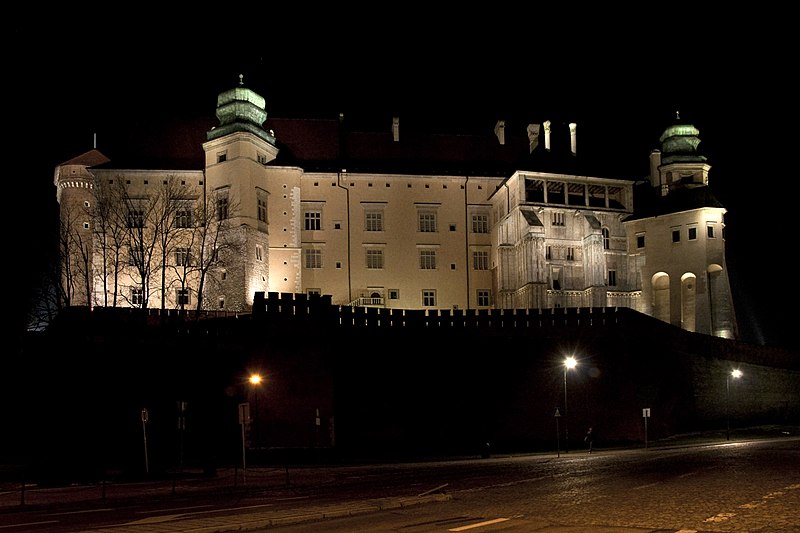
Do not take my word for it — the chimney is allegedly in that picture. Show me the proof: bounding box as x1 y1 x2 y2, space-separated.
526 124 540 153
494 120 506 145
543 120 552 151
569 123 577 155
392 117 400 142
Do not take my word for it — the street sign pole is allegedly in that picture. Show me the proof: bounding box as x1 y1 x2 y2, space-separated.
141 408 149 474
554 407 561 458
239 402 250 484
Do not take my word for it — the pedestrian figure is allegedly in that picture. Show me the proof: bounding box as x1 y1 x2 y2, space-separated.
584 427 594 453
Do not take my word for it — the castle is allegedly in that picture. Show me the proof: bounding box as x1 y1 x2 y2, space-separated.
54 76 737 340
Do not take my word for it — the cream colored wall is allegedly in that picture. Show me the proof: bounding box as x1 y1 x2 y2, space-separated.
298 172 499 309
624 206 728 334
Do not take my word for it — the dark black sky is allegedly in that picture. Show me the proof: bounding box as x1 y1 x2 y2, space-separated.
7 20 796 350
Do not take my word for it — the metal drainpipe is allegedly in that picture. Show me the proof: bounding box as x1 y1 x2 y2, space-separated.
464 175 470 309
335 112 352 304
336 173 352 303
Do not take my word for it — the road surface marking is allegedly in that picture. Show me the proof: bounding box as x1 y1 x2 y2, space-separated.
448 517 510 531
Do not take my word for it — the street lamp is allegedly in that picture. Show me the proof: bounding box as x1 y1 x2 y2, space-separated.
564 356 577 453
726 369 743 441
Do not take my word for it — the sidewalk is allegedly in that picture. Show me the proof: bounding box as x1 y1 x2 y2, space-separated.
0 465 452 533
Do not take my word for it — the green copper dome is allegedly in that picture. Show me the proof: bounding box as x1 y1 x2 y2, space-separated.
207 74 275 145
659 114 706 165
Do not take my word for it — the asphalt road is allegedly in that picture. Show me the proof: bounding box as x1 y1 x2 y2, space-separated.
1 436 798 532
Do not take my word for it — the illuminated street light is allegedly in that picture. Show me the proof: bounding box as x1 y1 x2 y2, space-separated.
564 356 578 453
726 369 743 441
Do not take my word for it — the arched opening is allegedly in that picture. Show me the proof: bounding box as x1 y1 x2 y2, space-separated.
651 272 670 323
680 273 697 332
707 263 735 339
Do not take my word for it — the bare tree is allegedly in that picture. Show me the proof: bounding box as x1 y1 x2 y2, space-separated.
151 176 198 310
188 188 244 313
120 181 162 309
91 176 130 307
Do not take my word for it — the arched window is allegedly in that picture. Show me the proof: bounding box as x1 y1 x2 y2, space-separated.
602 227 610 250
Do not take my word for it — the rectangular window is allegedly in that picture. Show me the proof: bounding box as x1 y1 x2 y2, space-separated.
636 234 645 248
218 297 225 309
257 198 267 223
422 289 436 307
176 288 191 305
255 245 263 262
552 212 565 226
217 152 227 163
175 209 192 228
366 249 384 269
472 250 489 270
304 249 322 269
688 227 697 240
672 228 681 243
546 246 552 260
389 289 399 300
131 286 144 305
304 211 322 230
418 212 437 232
175 247 190 266
128 209 144 228
477 289 491 307
365 211 383 231
472 214 489 234
217 197 229 221
307 288 322 297
566 247 575 261
419 250 437 270
608 270 617 287
707 225 715 238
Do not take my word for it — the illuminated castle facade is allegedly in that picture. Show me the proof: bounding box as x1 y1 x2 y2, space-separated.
54 79 737 339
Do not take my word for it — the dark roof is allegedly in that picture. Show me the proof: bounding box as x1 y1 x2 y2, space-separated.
628 183 726 221
79 111 643 181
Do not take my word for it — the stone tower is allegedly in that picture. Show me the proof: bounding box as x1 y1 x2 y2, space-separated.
201 75 303 311
625 114 737 338
53 149 110 307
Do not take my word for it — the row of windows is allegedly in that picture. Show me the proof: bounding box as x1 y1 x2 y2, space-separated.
130 287 191 305
636 223 719 249
307 288 493 308
303 211 491 234
301 249 491 271
672 224 716 243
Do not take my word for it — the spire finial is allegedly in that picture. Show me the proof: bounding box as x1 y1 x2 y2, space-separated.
239 74 244 86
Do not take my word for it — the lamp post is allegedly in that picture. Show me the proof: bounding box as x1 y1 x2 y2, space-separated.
563 356 577 453
726 369 743 441
249 374 263 448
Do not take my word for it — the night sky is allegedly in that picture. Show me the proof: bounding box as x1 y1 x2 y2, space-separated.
7 20 796 351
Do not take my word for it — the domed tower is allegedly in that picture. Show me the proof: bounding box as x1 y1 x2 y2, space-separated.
54 149 110 307
626 113 737 339
202 75 303 311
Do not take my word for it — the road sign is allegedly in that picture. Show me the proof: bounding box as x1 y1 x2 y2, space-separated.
141 408 149 423
554 408 561 417
643 408 651 418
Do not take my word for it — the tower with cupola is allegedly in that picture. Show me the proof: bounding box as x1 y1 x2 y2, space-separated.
624 113 736 338
201 75 303 311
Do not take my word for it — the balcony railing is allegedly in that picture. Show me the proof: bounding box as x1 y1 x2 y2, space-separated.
348 296 385 307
